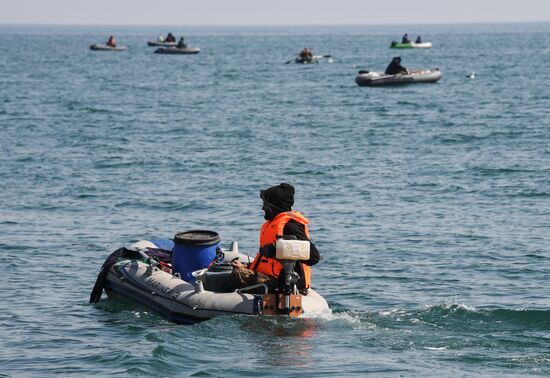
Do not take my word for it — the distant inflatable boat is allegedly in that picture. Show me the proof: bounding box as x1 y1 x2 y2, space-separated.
90 237 329 324
390 42 432 49
355 68 442 86
147 40 177 47
154 47 200 55
295 55 321 64
89 44 127 51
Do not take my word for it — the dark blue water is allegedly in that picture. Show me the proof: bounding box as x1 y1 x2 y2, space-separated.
1 23 549 376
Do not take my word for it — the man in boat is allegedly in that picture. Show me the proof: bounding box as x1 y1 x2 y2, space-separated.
165 32 176 43
158 34 165 43
299 47 313 61
415 35 422 44
402 33 411 44
229 183 320 294
106 35 116 47
176 37 187 49
385 56 408 75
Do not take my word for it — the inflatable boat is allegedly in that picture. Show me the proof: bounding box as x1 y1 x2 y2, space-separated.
90 232 329 324
89 44 127 51
390 41 432 49
295 55 321 64
154 47 200 55
147 40 177 47
355 68 442 86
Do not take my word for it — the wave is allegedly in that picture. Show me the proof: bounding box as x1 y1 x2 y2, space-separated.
431 130 526 145
507 189 550 198
322 301 550 331
113 199 206 211
470 166 542 176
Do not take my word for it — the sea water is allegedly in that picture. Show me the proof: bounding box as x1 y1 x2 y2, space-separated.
0 23 549 376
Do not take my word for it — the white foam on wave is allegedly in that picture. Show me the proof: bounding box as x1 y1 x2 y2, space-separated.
425 298 478 313
425 346 449 351
307 309 378 330
379 308 407 317
304 308 336 321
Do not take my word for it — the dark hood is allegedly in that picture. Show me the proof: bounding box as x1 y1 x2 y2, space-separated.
260 183 295 220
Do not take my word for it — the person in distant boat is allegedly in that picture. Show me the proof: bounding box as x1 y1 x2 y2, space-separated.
158 34 165 43
165 33 176 43
228 183 321 295
402 33 411 44
177 37 187 49
415 35 422 44
299 47 313 60
106 36 116 47
385 56 408 75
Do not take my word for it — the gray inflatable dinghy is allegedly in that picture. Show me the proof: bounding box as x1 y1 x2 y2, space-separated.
91 239 329 324
295 55 321 64
154 47 200 55
147 40 177 47
355 68 441 86
90 44 127 51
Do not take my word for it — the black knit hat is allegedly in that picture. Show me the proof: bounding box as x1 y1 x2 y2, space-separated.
260 183 295 212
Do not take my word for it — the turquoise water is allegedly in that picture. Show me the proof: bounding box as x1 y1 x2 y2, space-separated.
0 23 549 376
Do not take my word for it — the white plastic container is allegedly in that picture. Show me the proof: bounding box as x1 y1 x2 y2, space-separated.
275 239 310 260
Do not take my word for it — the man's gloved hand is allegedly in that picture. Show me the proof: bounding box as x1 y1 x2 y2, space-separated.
259 243 276 258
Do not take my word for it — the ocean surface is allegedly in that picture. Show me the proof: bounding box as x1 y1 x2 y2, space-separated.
0 23 549 376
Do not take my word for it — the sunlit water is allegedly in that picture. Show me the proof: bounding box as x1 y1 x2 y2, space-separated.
1 23 549 376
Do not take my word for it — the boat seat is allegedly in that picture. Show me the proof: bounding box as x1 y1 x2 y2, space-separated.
201 270 234 293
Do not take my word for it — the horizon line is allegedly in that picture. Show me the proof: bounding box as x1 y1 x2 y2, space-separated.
1 20 550 28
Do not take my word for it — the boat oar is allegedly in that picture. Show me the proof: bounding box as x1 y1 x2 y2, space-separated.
285 55 307 64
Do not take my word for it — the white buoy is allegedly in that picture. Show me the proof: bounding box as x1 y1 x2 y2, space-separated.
467 71 476 79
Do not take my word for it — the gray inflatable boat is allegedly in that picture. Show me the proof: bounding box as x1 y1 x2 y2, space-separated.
355 68 441 86
147 40 177 47
89 44 127 51
294 55 321 64
154 47 200 55
91 240 329 324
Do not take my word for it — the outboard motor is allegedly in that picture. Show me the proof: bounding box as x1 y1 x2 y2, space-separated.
261 237 310 317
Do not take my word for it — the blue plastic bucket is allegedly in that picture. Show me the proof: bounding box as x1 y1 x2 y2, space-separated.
172 230 220 283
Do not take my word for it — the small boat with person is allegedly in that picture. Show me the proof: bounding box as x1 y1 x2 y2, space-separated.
391 34 432 49
390 41 433 49
147 32 178 47
154 36 199 54
288 47 332 64
89 44 127 51
90 35 126 51
355 68 442 86
90 231 329 324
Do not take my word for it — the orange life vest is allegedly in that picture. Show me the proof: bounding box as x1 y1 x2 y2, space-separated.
250 211 312 288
